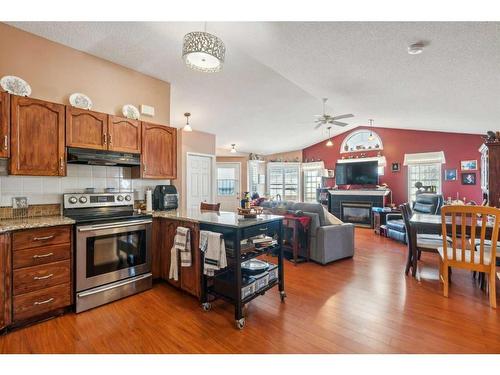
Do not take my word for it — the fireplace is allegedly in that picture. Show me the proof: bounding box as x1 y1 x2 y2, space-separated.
341 202 373 228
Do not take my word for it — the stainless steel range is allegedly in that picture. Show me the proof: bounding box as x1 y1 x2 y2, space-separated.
63 192 152 313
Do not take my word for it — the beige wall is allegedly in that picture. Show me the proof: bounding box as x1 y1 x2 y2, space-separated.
216 156 249 195
263 150 303 162
174 130 217 210
0 23 170 123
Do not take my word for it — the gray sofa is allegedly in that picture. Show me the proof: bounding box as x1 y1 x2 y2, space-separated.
260 201 355 264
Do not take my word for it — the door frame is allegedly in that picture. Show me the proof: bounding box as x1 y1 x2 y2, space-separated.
186 152 216 210
216 161 242 210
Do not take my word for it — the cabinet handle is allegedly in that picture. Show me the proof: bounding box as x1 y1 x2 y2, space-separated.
108 134 112 145
259 227 268 231
33 273 54 280
3 135 7 150
103 133 107 145
33 297 54 306
32 252 54 259
60 157 64 170
33 235 54 241
143 165 147 173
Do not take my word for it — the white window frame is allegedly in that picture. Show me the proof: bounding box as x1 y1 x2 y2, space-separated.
266 162 301 201
247 160 266 197
407 163 442 203
340 129 384 154
302 162 325 203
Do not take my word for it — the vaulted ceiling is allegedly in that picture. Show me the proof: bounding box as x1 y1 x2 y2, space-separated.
9 22 500 154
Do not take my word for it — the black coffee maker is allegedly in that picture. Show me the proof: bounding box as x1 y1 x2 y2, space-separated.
153 185 178 210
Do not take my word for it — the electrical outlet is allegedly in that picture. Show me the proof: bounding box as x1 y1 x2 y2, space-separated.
12 197 28 209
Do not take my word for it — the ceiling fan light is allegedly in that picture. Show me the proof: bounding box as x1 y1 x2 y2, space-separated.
182 31 226 73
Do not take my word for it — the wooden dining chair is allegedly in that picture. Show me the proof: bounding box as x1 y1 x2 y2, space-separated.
438 205 500 308
200 202 221 211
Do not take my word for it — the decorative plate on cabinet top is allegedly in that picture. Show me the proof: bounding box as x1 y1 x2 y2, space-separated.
0 75 32 97
122 104 140 120
69 93 93 110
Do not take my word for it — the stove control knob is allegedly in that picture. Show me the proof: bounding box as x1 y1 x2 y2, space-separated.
117 195 124 202
79 196 88 204
124 195 132 201
68 196 78 204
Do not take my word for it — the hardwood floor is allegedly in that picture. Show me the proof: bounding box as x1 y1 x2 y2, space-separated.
1 228 499 354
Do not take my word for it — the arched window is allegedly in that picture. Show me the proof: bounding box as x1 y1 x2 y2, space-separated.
340 129 383 153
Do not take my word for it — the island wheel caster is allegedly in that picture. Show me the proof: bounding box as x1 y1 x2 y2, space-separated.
235 318 246 330
201 302 212 311
280 291 287 302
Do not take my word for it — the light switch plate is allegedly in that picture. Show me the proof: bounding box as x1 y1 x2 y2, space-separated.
140 104 155 117
12 197 28 209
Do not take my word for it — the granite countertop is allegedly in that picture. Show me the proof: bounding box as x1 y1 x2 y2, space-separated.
0 215 76 233
152 208 283 228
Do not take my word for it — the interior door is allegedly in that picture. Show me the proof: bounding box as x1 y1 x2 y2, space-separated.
187 154 213 211
216 162 240 212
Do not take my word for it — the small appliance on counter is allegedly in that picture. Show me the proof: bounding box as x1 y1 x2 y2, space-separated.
153 184 178 210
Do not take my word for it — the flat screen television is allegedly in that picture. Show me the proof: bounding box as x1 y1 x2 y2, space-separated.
335 161 378 185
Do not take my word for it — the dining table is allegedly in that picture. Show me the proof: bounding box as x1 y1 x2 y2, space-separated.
407 213 495 277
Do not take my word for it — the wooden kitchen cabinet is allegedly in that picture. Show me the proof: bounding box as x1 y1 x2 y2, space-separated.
0 233 12 331
155 218 200 298
108 115 141 153
133 122 177 179
10 97 66 176
0 92 10 158
66 107 108 150
151 218 163 280
11 226 72 324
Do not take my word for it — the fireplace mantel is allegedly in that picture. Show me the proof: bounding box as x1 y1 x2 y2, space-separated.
328 189 391 197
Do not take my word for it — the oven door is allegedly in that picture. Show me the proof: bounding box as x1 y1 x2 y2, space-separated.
76 219 152 292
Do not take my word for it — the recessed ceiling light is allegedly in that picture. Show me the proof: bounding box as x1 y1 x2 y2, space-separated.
408 42 424 55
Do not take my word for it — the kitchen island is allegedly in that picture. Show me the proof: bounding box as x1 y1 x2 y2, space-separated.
152 209 285 329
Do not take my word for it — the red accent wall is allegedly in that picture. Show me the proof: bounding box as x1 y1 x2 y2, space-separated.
303 126 484 205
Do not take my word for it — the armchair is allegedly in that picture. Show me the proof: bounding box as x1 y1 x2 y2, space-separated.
291 202 355 265
386 193 444 243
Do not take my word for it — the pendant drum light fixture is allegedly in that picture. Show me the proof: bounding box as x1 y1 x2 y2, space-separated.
367 119 375 141
230 144 237 153
182 22 226 73
183 112 193 132
326 126 333 147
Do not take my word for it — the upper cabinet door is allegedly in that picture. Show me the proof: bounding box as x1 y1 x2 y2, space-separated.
139 122 177 179
66 107 107 150
108 116 141 154
0 92 10 158
11 97 66 176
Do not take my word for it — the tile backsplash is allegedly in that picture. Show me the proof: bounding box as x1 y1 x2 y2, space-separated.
0 165 170 207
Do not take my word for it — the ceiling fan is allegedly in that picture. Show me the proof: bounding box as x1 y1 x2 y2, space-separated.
313 98 354 129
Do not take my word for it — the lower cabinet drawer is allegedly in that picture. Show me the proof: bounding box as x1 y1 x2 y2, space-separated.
13 283 71 322
13 244 70 269
13 260 71 296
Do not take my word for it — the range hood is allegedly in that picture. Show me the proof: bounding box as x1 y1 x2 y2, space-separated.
67 148 140 167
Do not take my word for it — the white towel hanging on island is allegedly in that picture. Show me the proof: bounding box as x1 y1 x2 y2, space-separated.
169 226 191 281
200 230 227 276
